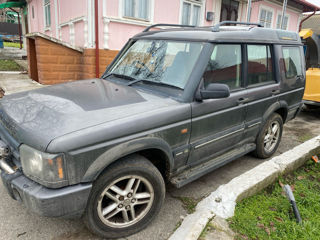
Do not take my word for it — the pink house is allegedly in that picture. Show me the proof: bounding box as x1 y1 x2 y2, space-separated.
22 0 319 84
26 0 319 50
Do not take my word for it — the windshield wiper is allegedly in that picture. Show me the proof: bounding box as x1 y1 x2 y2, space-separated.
127 79 182 90
103 73 136 81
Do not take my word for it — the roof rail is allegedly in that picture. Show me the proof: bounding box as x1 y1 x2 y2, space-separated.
143 23 195 32
212 21 263 32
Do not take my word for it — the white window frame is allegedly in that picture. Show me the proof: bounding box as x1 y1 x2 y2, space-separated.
180 0 204 26
43 0 51 29
276 12 290 30
122 0 152 22
258 6 274 29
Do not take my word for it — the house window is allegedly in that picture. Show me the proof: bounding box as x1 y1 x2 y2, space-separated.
276 14 288 30
32 6 35 19
259 8 273 28
220 0 239 22
181 0 202 26
124 0 150 20
44 0 51 27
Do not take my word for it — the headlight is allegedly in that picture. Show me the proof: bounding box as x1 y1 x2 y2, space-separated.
20 144 68 188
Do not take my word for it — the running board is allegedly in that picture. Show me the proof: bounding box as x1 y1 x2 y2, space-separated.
170 143 256 188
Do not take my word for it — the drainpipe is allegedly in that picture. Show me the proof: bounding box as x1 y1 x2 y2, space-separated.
246 0 252 22
94 0 99 78
280 0 287 29
299 10 317 32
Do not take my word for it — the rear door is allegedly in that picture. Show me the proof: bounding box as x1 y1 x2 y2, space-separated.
188 44 247 166
244 44 280 142
278 45 305 120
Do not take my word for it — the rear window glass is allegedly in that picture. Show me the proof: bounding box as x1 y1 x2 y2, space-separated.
203 44 242 90
282 47 302 79
247 45 274 86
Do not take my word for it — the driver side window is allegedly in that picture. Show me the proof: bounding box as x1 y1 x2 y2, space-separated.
203 44 242 90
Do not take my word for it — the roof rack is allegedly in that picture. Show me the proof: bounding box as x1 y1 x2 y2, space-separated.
212 21 263 32
143 23 195 32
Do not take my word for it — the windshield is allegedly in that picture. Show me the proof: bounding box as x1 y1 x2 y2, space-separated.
108 40 204 89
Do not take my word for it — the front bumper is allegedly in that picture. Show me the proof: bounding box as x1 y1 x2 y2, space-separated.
1 169 92 218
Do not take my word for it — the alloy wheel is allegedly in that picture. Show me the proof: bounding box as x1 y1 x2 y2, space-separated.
97 175 154 228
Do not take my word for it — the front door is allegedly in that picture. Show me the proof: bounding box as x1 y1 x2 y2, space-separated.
188 44 247 166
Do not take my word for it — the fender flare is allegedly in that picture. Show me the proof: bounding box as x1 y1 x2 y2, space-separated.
81 137 174 182
261 101 288 127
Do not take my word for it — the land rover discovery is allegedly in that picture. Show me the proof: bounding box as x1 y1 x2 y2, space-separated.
0 22 305 238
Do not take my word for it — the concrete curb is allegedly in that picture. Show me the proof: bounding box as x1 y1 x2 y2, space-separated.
169 135 320 240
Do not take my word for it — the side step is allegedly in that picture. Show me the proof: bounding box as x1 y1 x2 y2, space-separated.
170 143 256 188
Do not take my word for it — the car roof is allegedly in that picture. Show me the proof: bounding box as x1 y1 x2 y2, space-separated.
133 26 302 45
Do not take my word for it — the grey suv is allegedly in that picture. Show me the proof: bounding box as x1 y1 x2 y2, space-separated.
0 22 305 238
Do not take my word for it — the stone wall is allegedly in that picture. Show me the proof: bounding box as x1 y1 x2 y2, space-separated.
27 34 118 85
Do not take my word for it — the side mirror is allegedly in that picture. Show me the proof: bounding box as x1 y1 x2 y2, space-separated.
200 83 230 100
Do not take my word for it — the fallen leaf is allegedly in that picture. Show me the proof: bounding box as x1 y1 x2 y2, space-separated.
271 226 277 232
257 223 265 229
269 207 276 211
275 217 283 222
270 221 275 227
257 216 263 220
300 193 306 198
265 227 271 235
297 176 305 180
291 184 295 192
241 234 249 240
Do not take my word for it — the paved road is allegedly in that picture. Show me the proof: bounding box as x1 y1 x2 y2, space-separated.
0 108 319 240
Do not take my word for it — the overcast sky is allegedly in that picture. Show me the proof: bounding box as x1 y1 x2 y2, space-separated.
307 0 320 7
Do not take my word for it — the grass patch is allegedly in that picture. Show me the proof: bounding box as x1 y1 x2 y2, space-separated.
179 196 199 214
198 220 214 240
229 158 320 240
173 220 182 232
298 133 313 143
0 60 23 71
3 42 22 48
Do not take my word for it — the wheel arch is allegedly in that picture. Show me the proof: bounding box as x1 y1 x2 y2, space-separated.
81 137 174 182
262 101 288 125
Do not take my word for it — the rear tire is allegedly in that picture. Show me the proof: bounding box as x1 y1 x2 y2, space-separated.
304 103 320 110
253 113 283 159
84 155 165 239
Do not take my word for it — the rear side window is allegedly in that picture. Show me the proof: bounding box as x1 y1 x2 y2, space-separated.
247 45 274 86
203 44 242 90
282 47 302 79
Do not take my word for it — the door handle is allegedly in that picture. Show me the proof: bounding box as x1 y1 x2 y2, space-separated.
237 97 249 105
271 89 280 95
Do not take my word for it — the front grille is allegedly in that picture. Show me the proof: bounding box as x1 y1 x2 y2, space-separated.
0 109 18 139
0 123 20 162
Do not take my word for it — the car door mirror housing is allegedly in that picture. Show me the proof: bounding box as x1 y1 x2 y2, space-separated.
200 83 230 100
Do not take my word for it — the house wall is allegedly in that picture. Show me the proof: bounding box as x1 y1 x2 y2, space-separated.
27 0 218 51
250 0 302 32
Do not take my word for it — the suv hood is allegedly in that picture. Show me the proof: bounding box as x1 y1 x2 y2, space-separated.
0 79 185 152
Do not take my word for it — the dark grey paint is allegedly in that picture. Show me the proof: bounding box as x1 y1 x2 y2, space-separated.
0 26 305 218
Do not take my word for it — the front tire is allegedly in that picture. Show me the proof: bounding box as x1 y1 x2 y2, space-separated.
254 113 283 159
84 155 165 239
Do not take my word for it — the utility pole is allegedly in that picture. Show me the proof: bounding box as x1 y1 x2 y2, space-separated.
281 0 288 29
247 0 252 22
